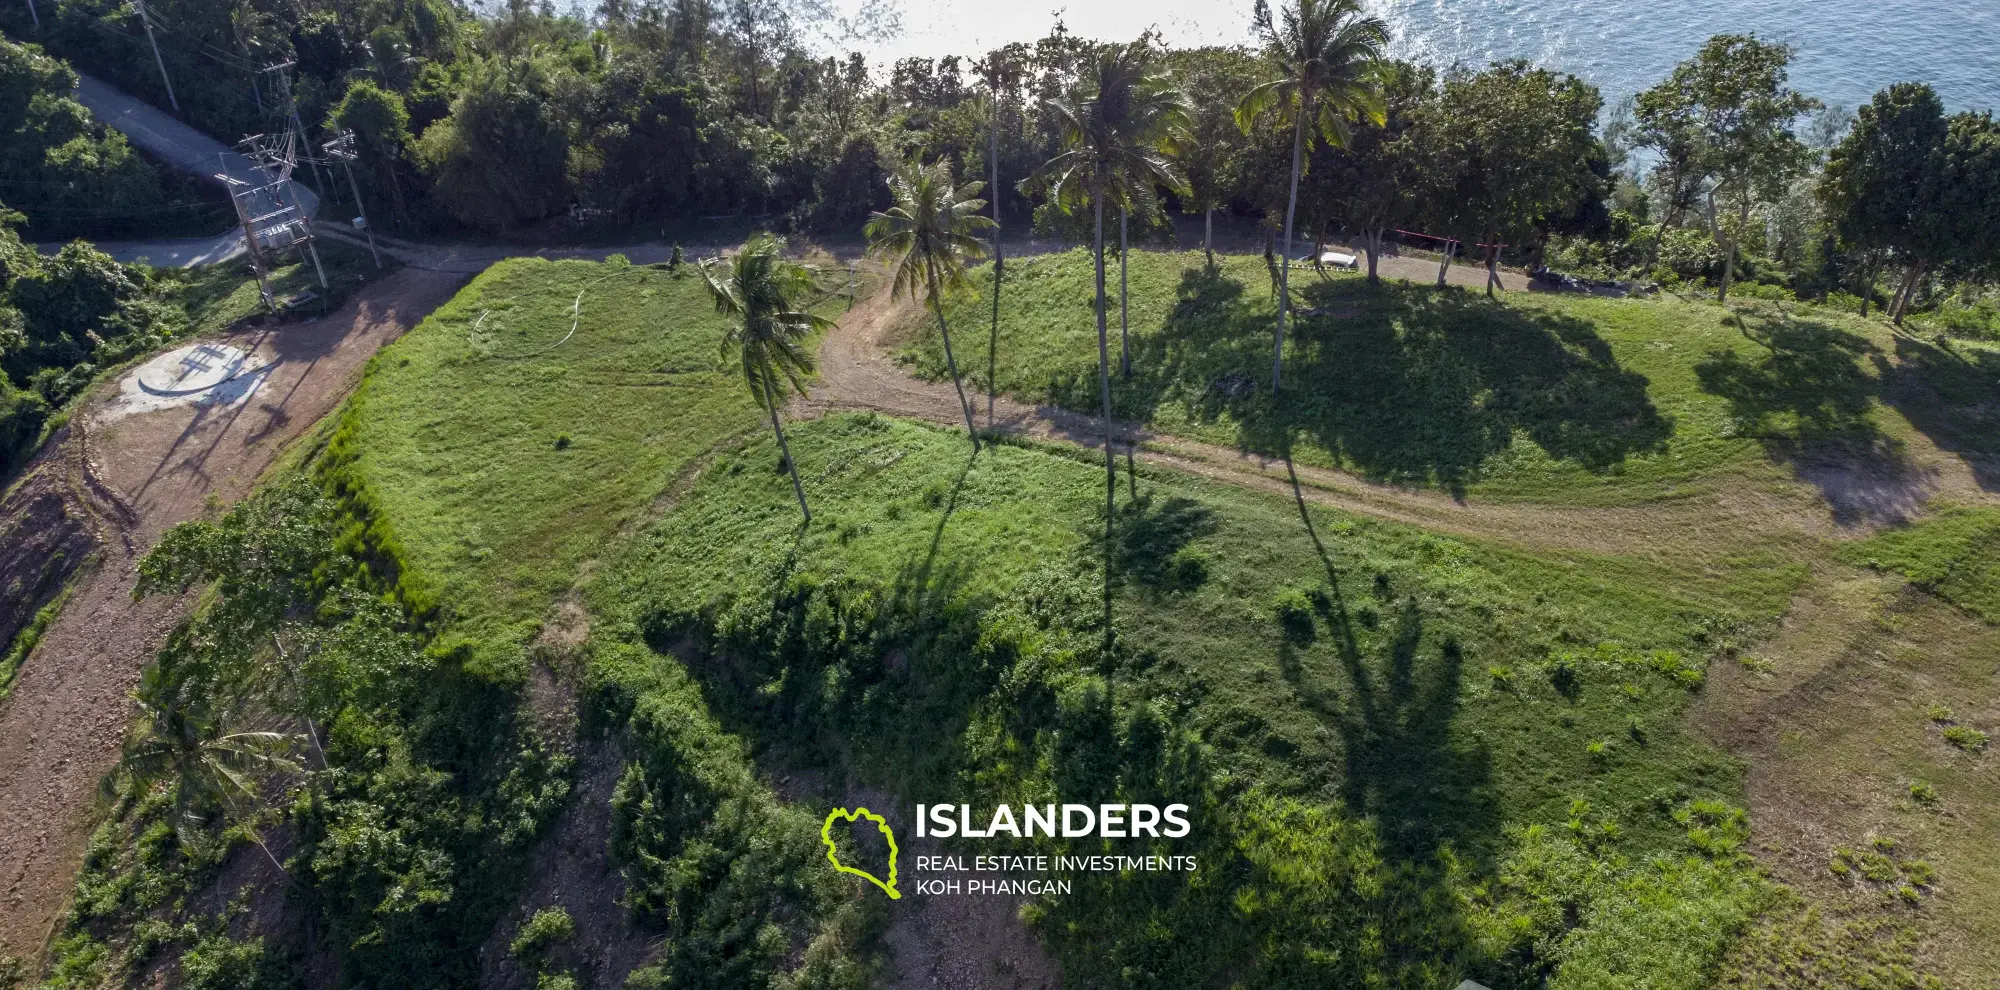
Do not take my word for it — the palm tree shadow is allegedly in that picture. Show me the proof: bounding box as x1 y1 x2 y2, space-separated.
1109 491 1219 597
1279 447 1496 972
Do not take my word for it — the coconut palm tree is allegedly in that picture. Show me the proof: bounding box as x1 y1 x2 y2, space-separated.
701 234 831 521
865 158 996 448
112 664 298 847
1026 42 1189 526
1237 0 1388 393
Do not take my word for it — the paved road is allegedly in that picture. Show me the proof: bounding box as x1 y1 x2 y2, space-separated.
38 72 319 267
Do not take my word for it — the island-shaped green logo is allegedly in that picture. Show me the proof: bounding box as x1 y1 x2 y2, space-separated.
821 807 901 899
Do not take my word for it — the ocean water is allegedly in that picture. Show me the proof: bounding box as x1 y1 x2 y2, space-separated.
834 0 1998 113
1369 0 2000 112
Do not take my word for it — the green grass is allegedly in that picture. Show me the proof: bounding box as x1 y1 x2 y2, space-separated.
1841 506 2000 623
588 410 1816 987
165 237 383 336
899 249 1980 506
0 587 68 705
322 255 777 674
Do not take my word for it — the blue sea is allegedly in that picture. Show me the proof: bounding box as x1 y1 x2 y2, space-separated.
560 0 2000 115
1366 0 2000 112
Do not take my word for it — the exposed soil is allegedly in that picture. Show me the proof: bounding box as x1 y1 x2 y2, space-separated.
0 438 102 659
0 267 466 962
804 285 1854 564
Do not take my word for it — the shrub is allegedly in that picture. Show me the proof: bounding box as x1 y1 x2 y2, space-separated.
1908 780 1940 806
510 907 574 960
178 935 264 990
0 377 50 473
1941 725 1988 752
1271 587 1316 645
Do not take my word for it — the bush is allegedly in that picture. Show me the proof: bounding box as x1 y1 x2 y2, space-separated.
510 907 574 960
177 935 264 990
1941 724 1988 752
0 378 49 473
1271 587 1317 645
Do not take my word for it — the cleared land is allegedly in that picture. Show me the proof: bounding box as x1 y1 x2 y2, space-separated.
897 249 1998 516
0 265 457 960
20 250 2000 989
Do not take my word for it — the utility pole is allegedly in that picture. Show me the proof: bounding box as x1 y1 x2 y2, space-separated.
219 155 274 313
23 0 38 31
135 0 178 112
323 131 381 269
264 63 330 201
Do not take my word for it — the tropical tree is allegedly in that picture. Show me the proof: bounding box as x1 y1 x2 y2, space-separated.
1820 83 2000 323
701 233 831 520
1170 47 1262 266
1237 0 1387 392
1417 61 1605 296
1635 35 1818 301
112 663 298 848
864 157 996 447
1025 41 1189 532
1321 60 1434 283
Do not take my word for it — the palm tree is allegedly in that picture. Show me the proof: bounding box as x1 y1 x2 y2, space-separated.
865 158 996 448
1237 0 1388 393
112 665 298 848
701 234 831 521
1028 42 1188 641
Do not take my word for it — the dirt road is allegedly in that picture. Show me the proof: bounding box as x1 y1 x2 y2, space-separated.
805 285 1840 562
0 268 464 960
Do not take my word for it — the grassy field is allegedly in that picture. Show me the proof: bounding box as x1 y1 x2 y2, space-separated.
42 245 1999 989
896 249 1999 507
322 255 780 674
583 411 1865 987
1842 506 2000 623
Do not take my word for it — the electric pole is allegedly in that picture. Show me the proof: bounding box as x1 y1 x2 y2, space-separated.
23 0 38 31
219 155 274 313
323 131 381 269
134 0 178 112
264 63 331 202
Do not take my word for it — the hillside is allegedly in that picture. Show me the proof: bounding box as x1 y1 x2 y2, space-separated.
15 251 1999 990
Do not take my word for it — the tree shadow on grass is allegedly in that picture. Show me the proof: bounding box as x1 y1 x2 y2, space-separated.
1268 452 1502 981
1109 491 1219 598
1695 311 1931 524
1106 272 1671 498
1876 334 2000 493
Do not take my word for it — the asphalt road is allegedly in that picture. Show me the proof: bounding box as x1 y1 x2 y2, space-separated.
38 72 319 267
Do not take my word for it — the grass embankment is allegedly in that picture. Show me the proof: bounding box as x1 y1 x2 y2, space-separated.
321 255 776 672
583 411 1868 987
32 256 882 990
898 249 1992 506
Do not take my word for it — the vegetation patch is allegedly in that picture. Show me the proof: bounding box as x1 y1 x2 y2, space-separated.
899 249 1934 505
320 255 780 675
589 411 1812 987
1842 506 2000 623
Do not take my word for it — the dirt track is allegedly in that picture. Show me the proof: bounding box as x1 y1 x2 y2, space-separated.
805 284 1839 562
0 268 464 960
